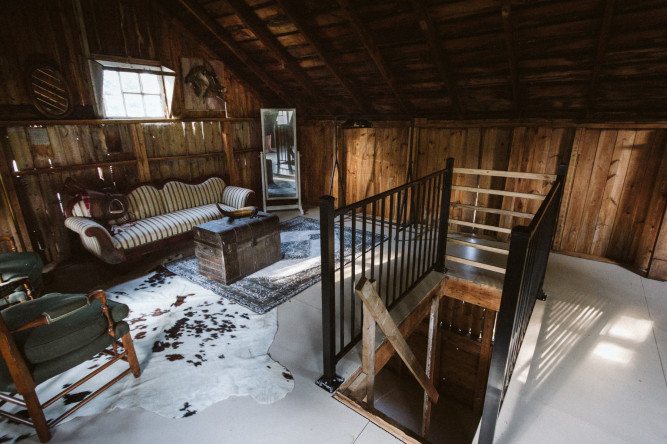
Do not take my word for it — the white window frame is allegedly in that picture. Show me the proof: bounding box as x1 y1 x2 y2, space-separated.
89 58 176 119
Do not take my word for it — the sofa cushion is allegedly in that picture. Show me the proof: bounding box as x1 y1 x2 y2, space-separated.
126 185 167 221
162 177 226 212
0 251 43 290
111 203 234 250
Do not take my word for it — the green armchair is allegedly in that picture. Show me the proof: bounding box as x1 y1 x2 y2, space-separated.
0 236 44 309
0 290 140 442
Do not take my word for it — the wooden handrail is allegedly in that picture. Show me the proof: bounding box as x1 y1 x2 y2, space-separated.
450 203 533 219
453 168 557 181
445 255 506 274
449 219 512 234
452 185 546 200
447 237 509 255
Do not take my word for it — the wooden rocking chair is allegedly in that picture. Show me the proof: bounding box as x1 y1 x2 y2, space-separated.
0 290 140 442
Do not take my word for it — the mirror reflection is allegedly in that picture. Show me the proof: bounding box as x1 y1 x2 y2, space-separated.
262 109 297 199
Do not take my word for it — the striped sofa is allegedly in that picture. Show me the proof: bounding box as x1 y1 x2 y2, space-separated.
64 177 254 264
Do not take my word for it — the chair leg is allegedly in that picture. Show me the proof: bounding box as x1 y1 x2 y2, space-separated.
121 333 141 378
23 389 51 442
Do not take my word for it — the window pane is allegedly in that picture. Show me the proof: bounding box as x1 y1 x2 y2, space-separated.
102 70 121 95
124 93 145 117
119 72 141 93
103 94 125 117
140 73 161 94
143 94 163 117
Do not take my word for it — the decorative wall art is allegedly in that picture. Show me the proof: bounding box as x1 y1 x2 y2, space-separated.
181 57 227 114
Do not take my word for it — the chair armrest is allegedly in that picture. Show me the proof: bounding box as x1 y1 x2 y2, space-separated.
0 276 34 300
10 290 115 336
221 186 255 209
64 217 125 264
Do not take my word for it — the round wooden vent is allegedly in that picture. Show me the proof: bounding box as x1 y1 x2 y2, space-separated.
27 65 73 119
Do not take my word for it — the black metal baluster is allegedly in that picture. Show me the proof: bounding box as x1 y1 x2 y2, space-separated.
350 207 356 341
424 176 436 272
387 193 394 305
317 196 337 389
392 190 402 306
410 183 422 288
362 204 367 278
371 201 376 280
400 187 410 295
419 180 430 278
379 197 385 303
430 174 442 265
339 213 345 356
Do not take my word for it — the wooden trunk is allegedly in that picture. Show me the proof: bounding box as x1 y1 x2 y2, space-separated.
194 213 281 285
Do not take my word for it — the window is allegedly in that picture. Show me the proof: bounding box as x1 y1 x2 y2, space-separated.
90 59 175 119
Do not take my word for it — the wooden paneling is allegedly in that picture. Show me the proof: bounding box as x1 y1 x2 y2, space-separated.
0 120 260 263
0 0 263 120
301 120 667 279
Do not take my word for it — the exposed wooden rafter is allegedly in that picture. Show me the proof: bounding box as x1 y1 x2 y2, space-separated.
588 0 616 117
177 0 301 110
410 0 463 118
223 0 332 115
336 0 412 114
274 0 369 113
501 1 521 113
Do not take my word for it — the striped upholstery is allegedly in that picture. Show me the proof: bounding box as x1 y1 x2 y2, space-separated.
64 217 122 259
162 177 226 212
111 203 234 250
70 200 92 218
64 176 253 263
126 185 167 221
221 186 254 208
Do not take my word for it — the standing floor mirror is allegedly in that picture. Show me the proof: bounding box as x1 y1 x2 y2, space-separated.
260 108 304 214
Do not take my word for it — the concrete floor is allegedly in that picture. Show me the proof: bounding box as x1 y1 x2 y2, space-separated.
26 208 667 443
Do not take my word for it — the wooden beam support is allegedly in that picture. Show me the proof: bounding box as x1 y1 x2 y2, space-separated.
453 168 557 181
447 237 510 255
355 277 438 402
336 0 412 114
452 185 547 200
361 281 377 407
410 0 463 118
223 0 331 115
445 254 507 274
444 275 502 312
177 0 300 109
421 293 440 437
450 203 534 220
274 0 368 113
588 0 616 117
501 1 520 113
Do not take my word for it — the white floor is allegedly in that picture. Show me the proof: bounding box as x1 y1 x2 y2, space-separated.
21 209 667 443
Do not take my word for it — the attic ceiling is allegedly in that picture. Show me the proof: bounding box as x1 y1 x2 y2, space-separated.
165 0 667 120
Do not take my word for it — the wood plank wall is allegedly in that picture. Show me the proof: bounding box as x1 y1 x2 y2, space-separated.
0 121 261 263
301 121 667 279
0 0 265 259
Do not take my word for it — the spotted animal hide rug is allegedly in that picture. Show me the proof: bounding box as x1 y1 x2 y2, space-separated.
0 270 294 442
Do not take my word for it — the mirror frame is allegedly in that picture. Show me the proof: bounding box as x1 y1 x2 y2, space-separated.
260 108 304 214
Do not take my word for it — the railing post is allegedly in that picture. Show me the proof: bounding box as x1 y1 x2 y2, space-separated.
537 163 568 301
479 226 530 444
316 195 343 392
434 157 454 272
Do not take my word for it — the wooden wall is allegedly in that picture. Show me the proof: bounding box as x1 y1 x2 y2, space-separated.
0 0 266 259
300 120 667 279
0 121 261 262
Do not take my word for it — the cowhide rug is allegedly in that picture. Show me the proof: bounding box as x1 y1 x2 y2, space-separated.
0 270 294 442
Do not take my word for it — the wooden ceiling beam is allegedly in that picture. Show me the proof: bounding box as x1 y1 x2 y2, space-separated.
336 0 412 114
177 0 304 110
410 0 463 118
223 0 332 115
274 0 369 113
588 0 616 117
501 1 521 113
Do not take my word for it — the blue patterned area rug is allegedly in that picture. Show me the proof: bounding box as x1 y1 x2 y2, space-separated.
164 216 385 314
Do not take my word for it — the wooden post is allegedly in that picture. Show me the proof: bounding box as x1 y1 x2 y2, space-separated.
355 277 439 403
421 291 440 437
362 280 377 406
